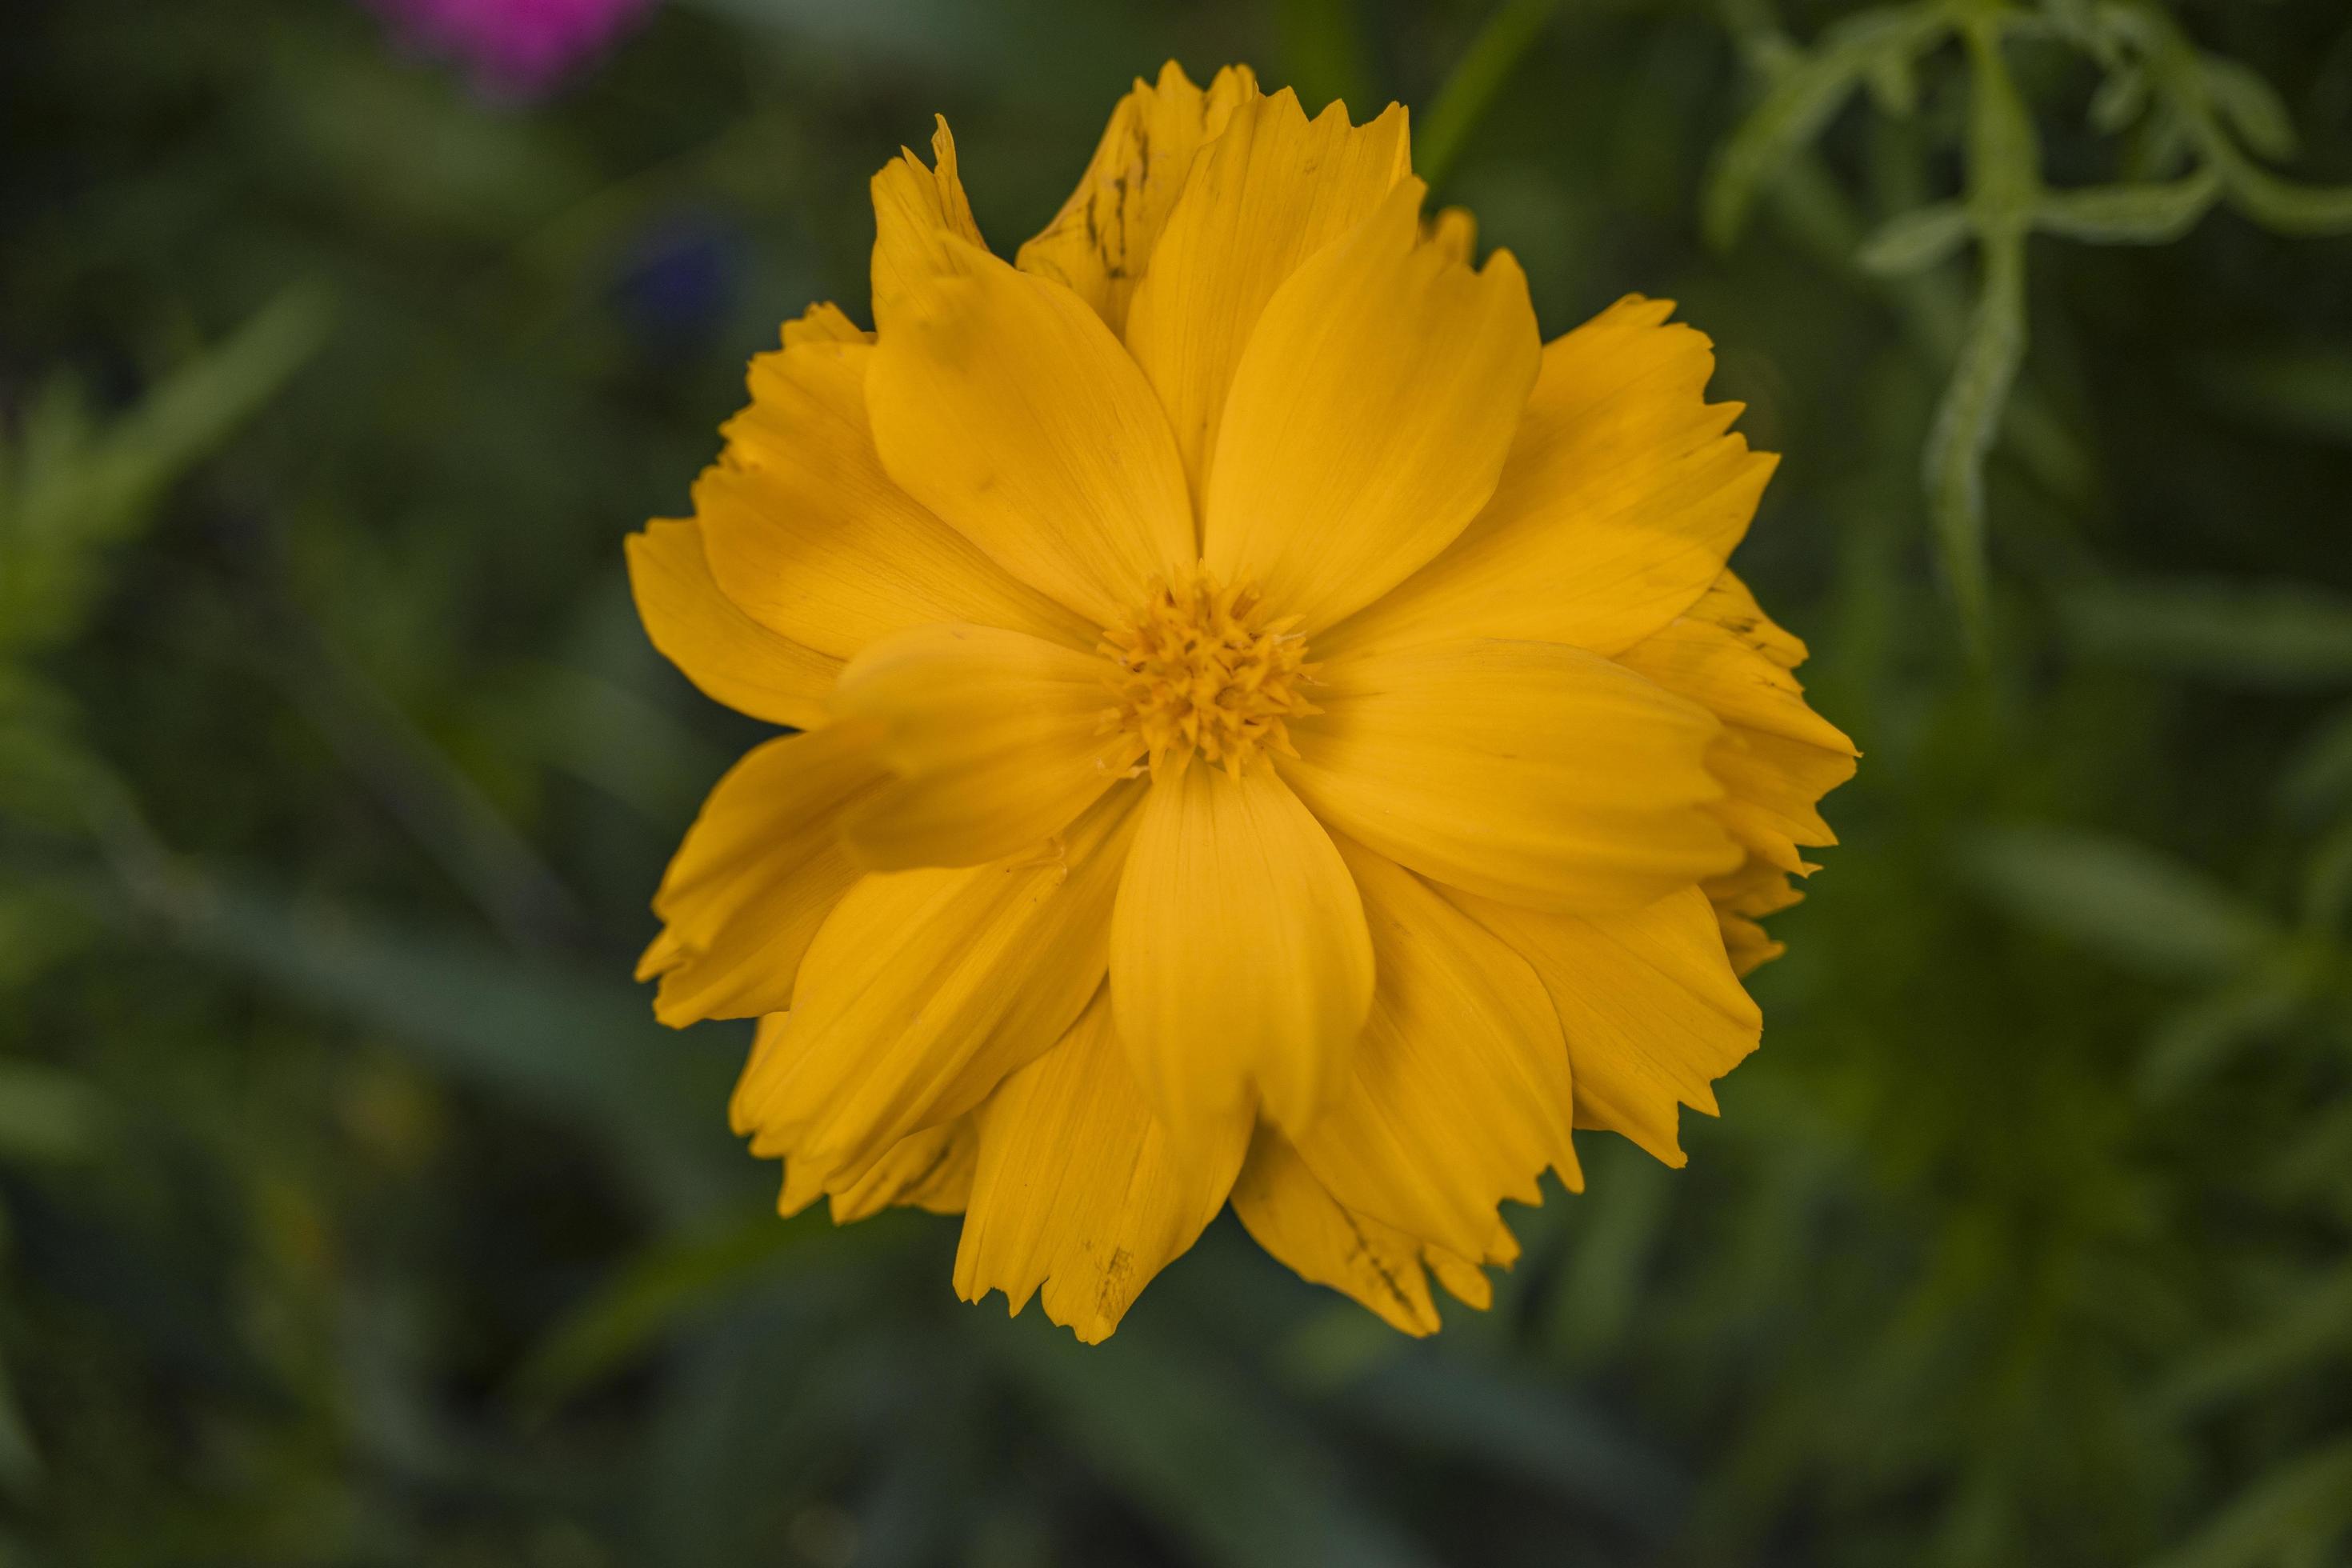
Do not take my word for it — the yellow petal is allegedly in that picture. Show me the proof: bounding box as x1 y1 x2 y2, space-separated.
867 238 1195 628
1618 570 1855 914
638 723 884 1026
1292 842 1579 1259
625 517 836 730
1706 854 1807 923
1282 639 1740 914
870 118 986 333
732 785 1142 1190
1704 853 1806 974
1446 886 1760 1167
1016 62 1260 333
1228 1127 1441 1336
698 334 1093 661
954 991 1250 1343
1422 1214 1520 1312
1320 296 1774 662
829 622 1139 870
782 300 867 347
1720 912 1787 977
1109 763 1373 1135
1616 573 1855 758
1124 88 1412 502
826 1118 976 1222
1710 733 1856 874
1423 1243 1495 1312
1424 206 1476 265
757 1029 978 1220
1200 178 1539 634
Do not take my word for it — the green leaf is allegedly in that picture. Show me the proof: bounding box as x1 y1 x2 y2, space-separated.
1963 826 2279 982
2154 1265 2352 1421
2125 104 2200 183
1543 1143 1673 1362
2065 578 2352 686
2200 348 2352 450
2086 64 2150 133
1918 19 2042 639
1862 46 1918 118
2136 974 2307 1101
114 869 742 1218
226 607 588 950
1415 0 1562 191
1960 18 2042 223
2147 1437 2352 1568
1703 3 1953 249
2036 0 2117 62
0 286 333 654
2277 702 2352 823
512 1207 829 1410
1857 201 1973 275
1922 230 2025 638
2218 154 2352 237
465 660 727 826
74 288 334 528
989 1314 1439 1568
2034 170 2219 243
1326 1355 1686 1534
2200 56 2297 162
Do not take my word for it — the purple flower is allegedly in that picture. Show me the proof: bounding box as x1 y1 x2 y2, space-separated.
366 0 659 98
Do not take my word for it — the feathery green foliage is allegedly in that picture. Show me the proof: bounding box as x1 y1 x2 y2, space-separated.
1710 0 2352 642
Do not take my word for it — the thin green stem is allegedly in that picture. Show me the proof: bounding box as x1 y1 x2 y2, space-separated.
1417 0 1563 193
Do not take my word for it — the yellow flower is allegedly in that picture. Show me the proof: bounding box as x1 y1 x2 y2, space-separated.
628 62 1855 1342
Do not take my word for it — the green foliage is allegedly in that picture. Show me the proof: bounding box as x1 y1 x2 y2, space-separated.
0 289 331 657
1965 825 2279 980
4 0 2350 1563
2150 1438 2352 1568
1705 2 1956 250
2066 578 2352 686
0 292 329 840
1710 0 2352 642
1417 0 1566 190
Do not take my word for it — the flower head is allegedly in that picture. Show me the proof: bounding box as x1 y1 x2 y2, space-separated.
365 0 657 97
1100 574 1318 778
628 63 1856 1342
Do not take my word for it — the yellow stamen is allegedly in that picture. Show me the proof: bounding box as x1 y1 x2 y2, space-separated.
1099 574 1319 779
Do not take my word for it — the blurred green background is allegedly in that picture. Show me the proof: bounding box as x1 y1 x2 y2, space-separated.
6 0 2352 1562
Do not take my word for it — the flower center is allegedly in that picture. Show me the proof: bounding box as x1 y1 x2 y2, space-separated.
1100 574 1319 778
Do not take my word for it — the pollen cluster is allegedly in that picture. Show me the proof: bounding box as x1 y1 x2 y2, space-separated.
1100 575 1319 778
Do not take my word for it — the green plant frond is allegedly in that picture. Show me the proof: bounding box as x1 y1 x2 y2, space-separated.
1922 227 2024 642
1704 2 1957 251
1415 0 1563 193
0 286 331 658
2033 170 2220 244
2146 1438 2352 1568
1857 200 1974 275
1714 0 2351 644
1962 825 2280 983
2063 579 2352 688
